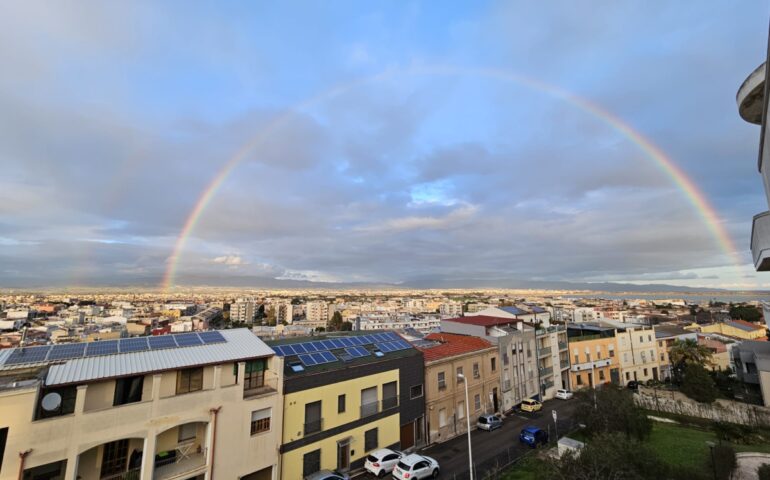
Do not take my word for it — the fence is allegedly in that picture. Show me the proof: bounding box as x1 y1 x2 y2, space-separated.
634 387 770 428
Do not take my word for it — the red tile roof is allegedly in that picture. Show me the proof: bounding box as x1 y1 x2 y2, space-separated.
418 333 495 362
442 315 521 327
728 319 765 331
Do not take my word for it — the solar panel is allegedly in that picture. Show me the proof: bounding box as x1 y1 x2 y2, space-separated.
271 346 286 356
293 343 308 354
377 342 395 353
199 331 226 344
383 332 400 341
6 345 51 365
48 343 87 361
348 336 364 346
311 341 326 351
174 333 203 347
298 353 318 366
85 340 119 357
319 351 337 363
321 340 337 350
329 339 345 349
393 340 411 350
345 346 369 358
358 335 373 345
148 335 177 349
303 342 319 352
120 337 149 353
310 352 327 364
339 338 354 347
374 333 391 342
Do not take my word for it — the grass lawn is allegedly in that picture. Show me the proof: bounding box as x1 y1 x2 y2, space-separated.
499 457 543 480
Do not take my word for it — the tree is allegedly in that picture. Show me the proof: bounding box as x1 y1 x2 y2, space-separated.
328 311 343 331
670 339 713 382
574 387 652 441
265 306 276 326
757 463 770 480
340 321 353 331
730 305 762 323
680 363 719 403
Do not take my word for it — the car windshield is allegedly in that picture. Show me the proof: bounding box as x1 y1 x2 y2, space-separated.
396 461 410 471
367 454 379 462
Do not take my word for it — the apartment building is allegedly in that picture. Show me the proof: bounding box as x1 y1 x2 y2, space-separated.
732 340 770 406
415 333 500 444
654 324 698 381
700 320 767 341
438 302 463 317
231 300 256 323
305 301 329 324
441 316 539 412
0 329 283 480
267 332 425 479
567 323 619 388
612 322 661 384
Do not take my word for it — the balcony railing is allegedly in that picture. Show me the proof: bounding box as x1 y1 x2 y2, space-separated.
243 376 278 399
101 468 140 480
558 342 568 351
361 401 380 418
304 418 323 435
539 367 554 377
382 396 399 411
560 360 570 370
538 347 552 357
154 450 207 480
543 380 555 389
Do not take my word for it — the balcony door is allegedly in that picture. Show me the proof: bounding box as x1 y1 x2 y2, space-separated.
100 439 128 478
304 401 322 435
337 438 351 471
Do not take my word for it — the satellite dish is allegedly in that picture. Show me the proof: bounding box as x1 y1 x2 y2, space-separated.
41 392 62 412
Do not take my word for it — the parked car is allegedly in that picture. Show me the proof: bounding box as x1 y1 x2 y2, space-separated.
555 389 574 400
304 470 350 480
477 414 503 431
519 426 549 448
520 398 542 412
392 454 440 479
627 380 640 391
364 448 403 477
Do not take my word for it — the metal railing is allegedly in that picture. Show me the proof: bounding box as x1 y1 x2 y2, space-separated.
544 379 555 389
539 366 553 377
304 418 323 435
243 376 279 399
558 341 568 350
360 401 379 418
382 396 399 411
560 360 570 369
538 346 552 357
100 468 140 480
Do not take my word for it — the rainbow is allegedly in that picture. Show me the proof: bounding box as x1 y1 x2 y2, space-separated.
161 66 740 291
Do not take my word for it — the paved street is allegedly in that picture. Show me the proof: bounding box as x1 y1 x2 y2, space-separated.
355 398 580 479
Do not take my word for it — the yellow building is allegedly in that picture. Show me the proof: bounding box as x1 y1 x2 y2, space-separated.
0 329 282 480
567 324 620 388
700 320 767 341
268 332 425 479
614 323 661 384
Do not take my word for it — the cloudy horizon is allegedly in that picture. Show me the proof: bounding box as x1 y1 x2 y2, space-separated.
1 1 769 290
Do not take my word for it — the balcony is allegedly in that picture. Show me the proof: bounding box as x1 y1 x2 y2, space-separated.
570 358 611 372
361 401 380 418
304 418 323 435
154 450 207 480
558 341 568 351
382 395 399 411
539 367 553 377
560 360 570 370
543 380 554 390
751 212 770 271
102 469 141 480
243 376 279 399
737 61 765 125
538 346 552 357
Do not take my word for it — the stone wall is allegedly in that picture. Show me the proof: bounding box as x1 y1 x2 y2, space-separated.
635 387 770 427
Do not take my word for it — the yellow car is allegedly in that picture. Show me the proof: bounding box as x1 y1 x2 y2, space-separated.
520 398 543 413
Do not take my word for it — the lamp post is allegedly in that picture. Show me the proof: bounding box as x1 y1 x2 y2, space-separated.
706 441 717 480
458 373 473 480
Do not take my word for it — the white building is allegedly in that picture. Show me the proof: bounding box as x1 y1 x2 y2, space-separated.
305 301 329 324
231 300 256 323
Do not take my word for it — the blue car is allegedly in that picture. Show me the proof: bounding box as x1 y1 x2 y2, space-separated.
519 426 548 448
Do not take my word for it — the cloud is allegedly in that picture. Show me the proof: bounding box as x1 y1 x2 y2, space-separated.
211 255 247 266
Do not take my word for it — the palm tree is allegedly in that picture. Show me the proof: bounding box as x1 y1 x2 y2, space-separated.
669 339 713 385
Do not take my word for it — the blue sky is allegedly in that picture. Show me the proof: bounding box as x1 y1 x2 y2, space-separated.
1 1 769 289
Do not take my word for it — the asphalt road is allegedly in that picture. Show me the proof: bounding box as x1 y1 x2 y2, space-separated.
355 398 580 479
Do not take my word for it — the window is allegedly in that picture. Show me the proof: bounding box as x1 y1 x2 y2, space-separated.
361 386 378 417
639 336 643 343
474 394 481 411
586 353 591 362
456 366 464 383
365 428 378 451
410 384 424 399
458 400 465 419
643 368 648 377
303 449 321 477
338 394 346 413
176 367 203 394
503 352 509 365
648 335 652 342
599 370 605 381
473 363 480 379
660 353 665 362
623 353 629 363
251 408 271 435
383 381 398 410
244 359 266 390
178 423 197 442
609 348 615 358
305 401 322 435
576 374 583 385
35 386 77 420
625 372 630 381
439 408 447 427
0 427 6 472
438 371 446 390
491 357 496 372
100 439 128 477
113 375 143 406
573 354 579 364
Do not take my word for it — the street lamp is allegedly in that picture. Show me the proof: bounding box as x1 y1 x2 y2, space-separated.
458 373 474 480
706 441 717 480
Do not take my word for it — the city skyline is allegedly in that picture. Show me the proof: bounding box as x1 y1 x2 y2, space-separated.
2 1 769 290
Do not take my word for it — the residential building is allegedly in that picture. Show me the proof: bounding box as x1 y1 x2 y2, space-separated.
0 329 282 480
698 335 735 371
267 332 424 479
732 340 770 406
654 324 698 381
700 320 767 341
440 316 539 411
415 333 500 444
567 323 620 388
231 300 256 323
276 303 294 324
438 302 463 317
305 301 329 324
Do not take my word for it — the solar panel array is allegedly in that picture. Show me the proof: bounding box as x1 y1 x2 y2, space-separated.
274 332 412 368
3 330 227 366
272 332 401 357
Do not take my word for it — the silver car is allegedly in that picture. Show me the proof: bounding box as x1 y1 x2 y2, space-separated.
477 414 503 431
304 470 350 480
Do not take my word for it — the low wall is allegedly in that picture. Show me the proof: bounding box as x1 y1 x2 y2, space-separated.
635 387 770 427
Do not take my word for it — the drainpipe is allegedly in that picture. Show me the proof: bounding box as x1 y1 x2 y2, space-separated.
208 407 221 480
17 450 32 480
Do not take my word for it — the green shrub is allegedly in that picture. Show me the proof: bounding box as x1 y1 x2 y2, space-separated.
681 364 719 403
709 444 736 480
757 463 770 480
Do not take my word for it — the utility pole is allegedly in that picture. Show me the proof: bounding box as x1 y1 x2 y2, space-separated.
458 373 473 480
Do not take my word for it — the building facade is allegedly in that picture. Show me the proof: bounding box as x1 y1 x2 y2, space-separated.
267 332 424 479
567 324 619 389
416 333 500 445
0 329 282 480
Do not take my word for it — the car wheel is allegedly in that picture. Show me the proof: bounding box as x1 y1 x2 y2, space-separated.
377 471 385 478
432 468 439 478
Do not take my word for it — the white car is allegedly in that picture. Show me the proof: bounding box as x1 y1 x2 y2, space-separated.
392 454 440 479
364 448 403 477
555 389 574 400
